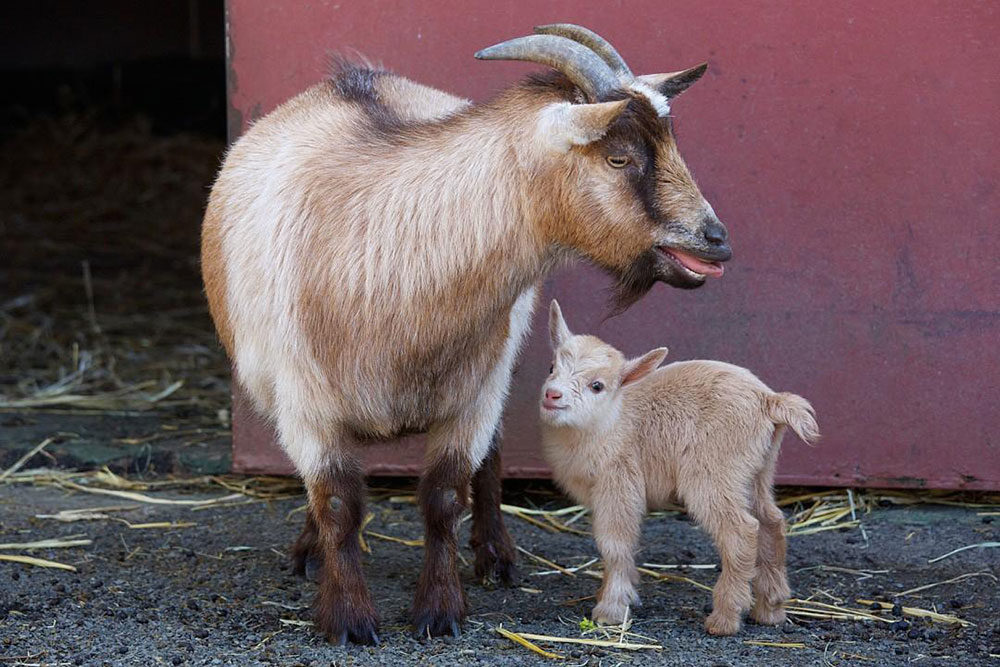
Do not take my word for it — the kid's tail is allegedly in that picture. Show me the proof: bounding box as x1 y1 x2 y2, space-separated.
765 392 820 445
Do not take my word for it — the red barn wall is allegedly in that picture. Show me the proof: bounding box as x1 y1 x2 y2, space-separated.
225 0 1000 489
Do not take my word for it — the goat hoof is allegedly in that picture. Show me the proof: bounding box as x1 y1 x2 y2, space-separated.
750 604 786 626
323 618 379 646
474 548 519 588
705 610 742 636
473 538 519 588
412 610 465 639
314 596 379 646
591 601 629 626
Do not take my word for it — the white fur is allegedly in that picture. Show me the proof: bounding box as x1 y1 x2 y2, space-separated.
628 80 671 116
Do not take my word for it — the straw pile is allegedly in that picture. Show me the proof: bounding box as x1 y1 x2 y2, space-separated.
1 112 228 422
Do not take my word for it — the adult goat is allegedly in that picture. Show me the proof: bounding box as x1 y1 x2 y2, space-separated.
201 24 732 644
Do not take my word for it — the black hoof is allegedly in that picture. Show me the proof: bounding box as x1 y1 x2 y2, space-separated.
474 542 519 588
333 624 379 647
319 611 379 646
413 613 463 639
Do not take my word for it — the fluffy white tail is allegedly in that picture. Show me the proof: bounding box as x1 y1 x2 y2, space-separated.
765 392 820 444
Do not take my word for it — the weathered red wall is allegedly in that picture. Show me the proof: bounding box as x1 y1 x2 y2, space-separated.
225 1 1000 489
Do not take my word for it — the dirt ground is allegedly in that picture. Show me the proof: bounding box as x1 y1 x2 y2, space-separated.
1 464 998 667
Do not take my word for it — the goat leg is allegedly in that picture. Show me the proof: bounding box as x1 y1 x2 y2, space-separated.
470 431 518 587
412 450 470 638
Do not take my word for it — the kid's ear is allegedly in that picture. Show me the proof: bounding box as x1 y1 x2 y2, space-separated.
620 347 668 386
548 299 572 349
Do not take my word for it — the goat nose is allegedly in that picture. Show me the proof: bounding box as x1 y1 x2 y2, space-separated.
545 388 562 401
702 216 729 247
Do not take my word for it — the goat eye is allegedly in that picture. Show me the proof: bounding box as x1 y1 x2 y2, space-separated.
549 364 554 374
606 155 630 169
590 381 604 393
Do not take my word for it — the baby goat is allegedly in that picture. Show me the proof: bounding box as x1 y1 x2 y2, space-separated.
539 301 819 635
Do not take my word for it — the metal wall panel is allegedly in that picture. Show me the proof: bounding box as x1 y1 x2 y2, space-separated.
225 0 1000 489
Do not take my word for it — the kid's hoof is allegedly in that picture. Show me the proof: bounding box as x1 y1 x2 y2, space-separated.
750 604 787 626
591 601 629 625
705 610 742 636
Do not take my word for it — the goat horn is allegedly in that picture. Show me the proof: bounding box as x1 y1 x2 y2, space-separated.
533 24 633 78
475 34 620 101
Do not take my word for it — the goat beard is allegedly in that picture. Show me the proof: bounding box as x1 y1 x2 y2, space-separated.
605 250 660 318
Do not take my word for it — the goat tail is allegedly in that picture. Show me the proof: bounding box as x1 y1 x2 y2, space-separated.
764 392 820 445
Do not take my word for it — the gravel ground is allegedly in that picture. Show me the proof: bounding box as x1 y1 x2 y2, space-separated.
1 477 998 666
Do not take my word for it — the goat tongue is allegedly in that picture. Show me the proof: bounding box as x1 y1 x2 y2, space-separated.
668 249 724 277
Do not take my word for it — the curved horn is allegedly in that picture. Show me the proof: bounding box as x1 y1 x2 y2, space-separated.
533 23 633 78
474 34 620 101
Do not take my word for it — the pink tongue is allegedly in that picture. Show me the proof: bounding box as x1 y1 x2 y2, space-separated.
669 249 725 278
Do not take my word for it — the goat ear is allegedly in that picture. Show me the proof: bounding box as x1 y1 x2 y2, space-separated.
637 63 707 99
620 347 668 386
548 299 572 349
541 99 629 151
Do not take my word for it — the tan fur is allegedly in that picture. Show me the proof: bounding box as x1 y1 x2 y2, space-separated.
540 301 819 635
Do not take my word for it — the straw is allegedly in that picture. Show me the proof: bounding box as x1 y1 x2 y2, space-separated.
496 626 564 659
0 438 55 481
0 554 77 571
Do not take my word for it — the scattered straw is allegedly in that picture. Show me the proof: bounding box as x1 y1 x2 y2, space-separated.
36 504 140 522
358 512 374 553
119 521 196 530
0 536 91 550
517 545 575 577
927 542 1000 564
857 599 972 627
641 561 717 570
0 438 55 481
745 641 807 648
365 531 423 547
513 631 662 651
0 554 77 571
54 479 242 506
636 566 714 592
893 571 998 597
496 625 563 660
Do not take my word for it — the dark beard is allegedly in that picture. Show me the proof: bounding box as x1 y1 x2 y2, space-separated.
605 250 660 318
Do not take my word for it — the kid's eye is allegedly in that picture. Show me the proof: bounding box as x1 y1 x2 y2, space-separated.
590 381 604 393
549 364 554 374
606 155 630 169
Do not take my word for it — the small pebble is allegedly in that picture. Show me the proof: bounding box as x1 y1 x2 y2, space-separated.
908 628 923 640
891 620 910 633
892 602 904 617
949 598 965 609
894 646 908 655
171 657 182 666
194 628 209 639
869 601 882 611
982 516 994 524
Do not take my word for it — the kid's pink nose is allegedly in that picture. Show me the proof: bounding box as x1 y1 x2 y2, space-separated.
545 388 562 401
